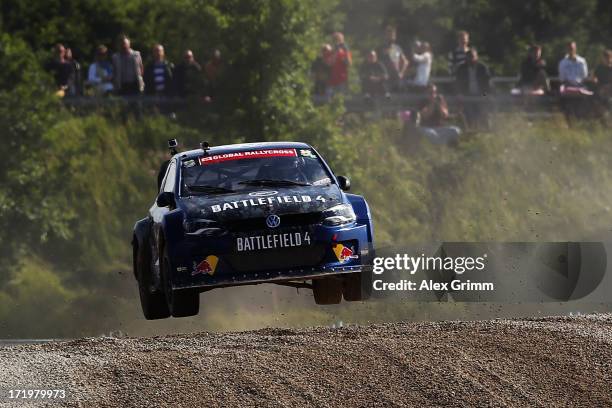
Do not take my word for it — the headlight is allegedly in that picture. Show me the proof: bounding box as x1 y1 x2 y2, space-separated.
322 204 356 226
183 218 222 235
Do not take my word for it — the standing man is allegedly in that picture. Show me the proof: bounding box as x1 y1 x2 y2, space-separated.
204 49 224 99
455 49 491 128
174 50 204 98
45 43 72 96
328 32 352 96
112 36 144 95
517 44 549 93
448 30 471 74
359 50 389 98
144 44 174 96
64 48 82 96
558 41 588 87
378 25 409 92
593 49 612 97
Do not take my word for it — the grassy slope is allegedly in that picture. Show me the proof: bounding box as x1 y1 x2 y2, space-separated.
2 115 612 337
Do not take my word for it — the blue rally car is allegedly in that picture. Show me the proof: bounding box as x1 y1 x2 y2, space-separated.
132 141 374 319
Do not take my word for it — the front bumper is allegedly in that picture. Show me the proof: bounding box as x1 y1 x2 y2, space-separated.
166 222 373 291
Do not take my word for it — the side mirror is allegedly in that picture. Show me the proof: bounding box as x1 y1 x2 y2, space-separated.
337 176 351 191
156 192 175 208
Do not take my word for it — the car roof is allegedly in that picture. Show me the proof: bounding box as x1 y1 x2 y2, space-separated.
176 141 313 160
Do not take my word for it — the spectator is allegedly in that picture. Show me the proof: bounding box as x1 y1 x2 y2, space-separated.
64 48 82 96
87 45 114 95
112 36 144 95
328 32 352 95
45 43 72 96
411 41 433 88
378 25 409 92
311 44 333 96
144 44 174 96
174 50 204 98
593 49 612 97
516 44 549 94
448 30 471 74
417 84 461 144
204 49 223 98
455 49 491 128
558 41 588 87
359 50 389 97
455 49 491 96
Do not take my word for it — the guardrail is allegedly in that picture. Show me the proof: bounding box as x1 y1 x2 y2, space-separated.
61 76 607 116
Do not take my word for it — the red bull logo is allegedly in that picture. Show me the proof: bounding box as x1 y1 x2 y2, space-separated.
333 243 357 263
192 255 219 276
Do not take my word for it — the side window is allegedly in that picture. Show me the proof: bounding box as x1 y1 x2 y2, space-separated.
162 161 177 193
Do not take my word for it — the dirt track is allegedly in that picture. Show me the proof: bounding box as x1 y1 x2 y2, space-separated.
0 314 611 407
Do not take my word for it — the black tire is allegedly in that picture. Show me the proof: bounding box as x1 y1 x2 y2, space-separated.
161 253 200 318
136 243 170 320
312 277 343 305
343 270 373 301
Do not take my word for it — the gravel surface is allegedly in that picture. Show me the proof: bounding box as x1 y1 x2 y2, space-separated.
0 314 611 407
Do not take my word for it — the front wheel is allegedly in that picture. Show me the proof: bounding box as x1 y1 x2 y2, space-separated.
162 255 200 318
136 244 170 320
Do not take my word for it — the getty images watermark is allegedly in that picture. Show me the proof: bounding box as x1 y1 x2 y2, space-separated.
371 253 495 292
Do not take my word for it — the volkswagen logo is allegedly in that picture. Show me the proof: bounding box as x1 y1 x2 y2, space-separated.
265 214 281 229
249 190 278 197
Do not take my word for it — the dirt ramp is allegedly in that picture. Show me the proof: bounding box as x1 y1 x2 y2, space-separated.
0 314 611 407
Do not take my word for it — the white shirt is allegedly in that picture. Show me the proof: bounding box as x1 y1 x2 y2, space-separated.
559 55 588 85
412 51 432 86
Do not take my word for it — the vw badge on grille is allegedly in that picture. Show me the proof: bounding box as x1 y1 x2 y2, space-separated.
266 214 281 229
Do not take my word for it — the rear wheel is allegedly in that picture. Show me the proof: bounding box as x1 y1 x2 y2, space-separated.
136 243 170 320
312 277 342 305
162 254 200 318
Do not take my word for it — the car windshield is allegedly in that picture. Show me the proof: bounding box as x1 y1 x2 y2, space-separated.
180 148 333 195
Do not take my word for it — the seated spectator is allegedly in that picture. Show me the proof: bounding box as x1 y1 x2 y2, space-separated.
204 49 223 98
64 48 82 96
448 30 471 74
410 41 433 88
112 36 144 95
417 84 461 144
144 44 174 96
328 32 352 96
87 45 114 95
559 41 588 88
593 49 612 97
45 43 72 96
516 44 549 94
455 49 491 129
174 50 203 98
311 44 333 96
378 25 408 92
359 50 389 98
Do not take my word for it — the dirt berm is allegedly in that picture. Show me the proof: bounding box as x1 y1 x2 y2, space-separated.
0 314 611 407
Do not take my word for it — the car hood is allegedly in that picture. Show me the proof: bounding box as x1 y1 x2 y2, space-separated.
179 184 344 222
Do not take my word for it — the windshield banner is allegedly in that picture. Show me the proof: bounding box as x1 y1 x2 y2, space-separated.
199 149 297 165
